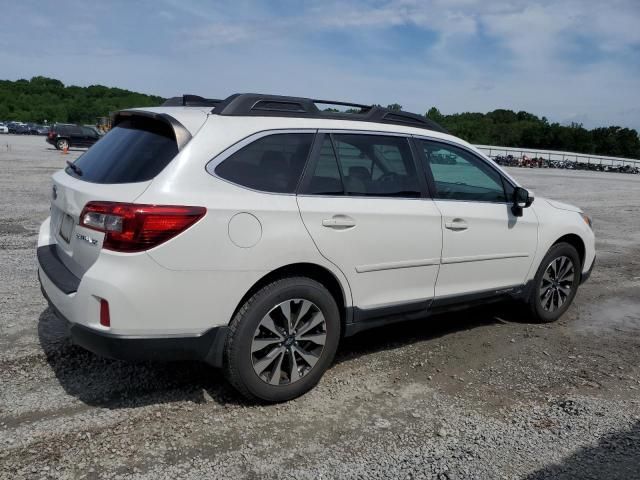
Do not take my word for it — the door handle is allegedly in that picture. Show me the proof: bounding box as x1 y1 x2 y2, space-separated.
444 218 468 231
322 215 356 229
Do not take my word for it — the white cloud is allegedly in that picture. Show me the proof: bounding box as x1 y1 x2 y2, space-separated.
1 0 638 130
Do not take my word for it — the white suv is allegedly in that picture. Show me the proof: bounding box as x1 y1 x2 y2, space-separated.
38 94 595 402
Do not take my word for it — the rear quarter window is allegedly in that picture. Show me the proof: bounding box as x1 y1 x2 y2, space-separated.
66 117 179 184
214 133 314 193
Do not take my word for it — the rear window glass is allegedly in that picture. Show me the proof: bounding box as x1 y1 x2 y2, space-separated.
66 117 178 184
215 133 314 193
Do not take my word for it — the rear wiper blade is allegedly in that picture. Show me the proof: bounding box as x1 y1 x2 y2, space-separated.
66 160 83 176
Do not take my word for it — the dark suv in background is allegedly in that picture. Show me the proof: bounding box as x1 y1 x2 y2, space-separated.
46 124 101 150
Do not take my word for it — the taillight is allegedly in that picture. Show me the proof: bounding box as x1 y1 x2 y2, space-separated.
80 202 206 252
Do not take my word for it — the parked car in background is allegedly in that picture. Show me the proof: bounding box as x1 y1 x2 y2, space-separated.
7 122 22 134
15 124 31 135
46 124 101 150
29 125 49 135
0 123 8 134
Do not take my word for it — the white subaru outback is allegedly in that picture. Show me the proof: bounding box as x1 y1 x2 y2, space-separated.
38 94 595 402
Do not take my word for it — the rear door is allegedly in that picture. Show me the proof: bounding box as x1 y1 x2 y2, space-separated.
297 132 442 315
49 115 188 279
414 139 538 298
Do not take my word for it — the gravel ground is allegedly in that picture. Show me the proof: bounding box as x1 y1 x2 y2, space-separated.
0 135 639 479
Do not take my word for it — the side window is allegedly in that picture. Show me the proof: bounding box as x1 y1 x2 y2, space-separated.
215 133 314 193
81 127 97 137
304 136 343 195
332 134 421 198
417 140 507 202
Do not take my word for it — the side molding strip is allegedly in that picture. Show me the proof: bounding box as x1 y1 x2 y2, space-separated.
355 258 440 273
442 252 529 264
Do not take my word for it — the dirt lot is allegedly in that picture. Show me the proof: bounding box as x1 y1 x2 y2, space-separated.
1 135 639 479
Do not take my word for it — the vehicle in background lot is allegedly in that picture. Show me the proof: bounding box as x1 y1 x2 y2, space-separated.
35 125 50 135
7 122 23 134
37 93 596 402
15 124 31 135
46 123 101 150
0 123 8 134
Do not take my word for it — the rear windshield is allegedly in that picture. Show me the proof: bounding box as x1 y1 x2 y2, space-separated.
65 117 179 184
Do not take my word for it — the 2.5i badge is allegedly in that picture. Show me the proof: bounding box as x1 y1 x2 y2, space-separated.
76 233 98 246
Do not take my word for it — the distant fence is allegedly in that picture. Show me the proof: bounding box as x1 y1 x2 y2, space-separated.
475 145 640 168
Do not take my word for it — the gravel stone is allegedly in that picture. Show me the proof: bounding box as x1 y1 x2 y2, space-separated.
0 136 639 479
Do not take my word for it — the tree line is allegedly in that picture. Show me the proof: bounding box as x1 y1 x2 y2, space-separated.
0 76 163 125
426 107 640 159
1 77 638 158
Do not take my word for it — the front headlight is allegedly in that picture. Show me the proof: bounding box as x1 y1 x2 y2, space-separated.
580 213 593 229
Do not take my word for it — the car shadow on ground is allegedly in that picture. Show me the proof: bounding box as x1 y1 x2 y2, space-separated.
335 305 507 365
38 303 522 409
522 421 640 479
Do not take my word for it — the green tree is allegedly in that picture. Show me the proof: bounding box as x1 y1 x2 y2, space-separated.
0 76 164 124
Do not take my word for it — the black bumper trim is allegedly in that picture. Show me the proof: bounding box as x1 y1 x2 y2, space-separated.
37 245 81 294
41 283 229 368
580 255 596 285
69 322 229 368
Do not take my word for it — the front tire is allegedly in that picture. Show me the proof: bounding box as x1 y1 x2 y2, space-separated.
223 277 340 402
525 242 581 323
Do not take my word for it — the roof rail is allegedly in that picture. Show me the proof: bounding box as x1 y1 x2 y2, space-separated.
162 95 222 107
312 99 372 111
164 93 448 133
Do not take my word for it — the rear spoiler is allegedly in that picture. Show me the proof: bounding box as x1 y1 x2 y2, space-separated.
111 110 192 150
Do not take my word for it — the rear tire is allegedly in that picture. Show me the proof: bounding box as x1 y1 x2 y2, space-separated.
56 138 69 150
524 242 581 323
223 277 340 402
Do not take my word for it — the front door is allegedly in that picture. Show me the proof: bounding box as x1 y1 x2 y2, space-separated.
414 139 538 299
297 132 442 315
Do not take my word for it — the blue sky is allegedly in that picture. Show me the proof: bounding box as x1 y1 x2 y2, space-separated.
1 0 639 130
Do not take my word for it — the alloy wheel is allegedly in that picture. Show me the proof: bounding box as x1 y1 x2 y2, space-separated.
539 255 575 312
251 299 327 386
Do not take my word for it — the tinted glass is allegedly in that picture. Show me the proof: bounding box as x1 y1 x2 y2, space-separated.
304 136 343 195
66 117 178 184
215 133 313 193
81 127 98 137
418 140 506 202
332 134 421 198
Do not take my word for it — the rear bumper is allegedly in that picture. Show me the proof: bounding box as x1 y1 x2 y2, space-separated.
37 233 231 367
40 277 229 367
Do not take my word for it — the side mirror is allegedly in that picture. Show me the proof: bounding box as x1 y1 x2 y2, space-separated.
512 187 534 216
